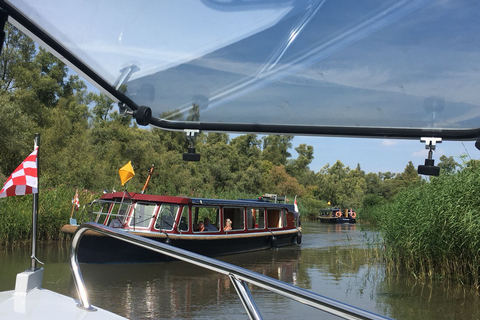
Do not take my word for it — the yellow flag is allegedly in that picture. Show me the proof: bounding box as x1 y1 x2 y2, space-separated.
119 161 135 186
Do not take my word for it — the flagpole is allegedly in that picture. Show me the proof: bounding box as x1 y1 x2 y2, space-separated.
30 133 40 270
70 189 78 218
141 164 154 194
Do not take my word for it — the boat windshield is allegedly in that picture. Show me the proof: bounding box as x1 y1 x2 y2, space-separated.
130 202 157 229
154 204 179 231
4 0 480 139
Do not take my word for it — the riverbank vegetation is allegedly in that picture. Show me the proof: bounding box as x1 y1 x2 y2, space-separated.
362 161 480 286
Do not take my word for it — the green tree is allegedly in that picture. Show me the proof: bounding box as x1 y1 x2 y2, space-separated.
260 165 303 197
0 24 38 175
286 143 314 184
438 155 459 174
365 172 382 195
395 161 421 188
261 135 293 166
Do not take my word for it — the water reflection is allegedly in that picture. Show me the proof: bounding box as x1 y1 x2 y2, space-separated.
78 247 307 319
1 222 480 319
377 275 480 320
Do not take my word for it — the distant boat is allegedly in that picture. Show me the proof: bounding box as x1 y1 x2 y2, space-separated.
317 208 356 224
61 192 302 263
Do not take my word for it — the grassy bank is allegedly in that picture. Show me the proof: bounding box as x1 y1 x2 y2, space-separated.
0 185 100 244
363 167 480 286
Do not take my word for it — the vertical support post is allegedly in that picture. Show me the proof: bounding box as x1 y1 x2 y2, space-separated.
70 227 97 311
30 133 40 270
0 9 9 55
229 274 263 320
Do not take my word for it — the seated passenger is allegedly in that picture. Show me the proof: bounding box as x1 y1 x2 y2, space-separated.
203 217 218 231
224 218 232 231
195 221 205 232
109 218 122 228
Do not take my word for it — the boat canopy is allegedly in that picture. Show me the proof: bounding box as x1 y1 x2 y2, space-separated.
1 1 479 140
190 197 295 211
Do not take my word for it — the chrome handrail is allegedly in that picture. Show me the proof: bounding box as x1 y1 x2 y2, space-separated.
70 222 392 320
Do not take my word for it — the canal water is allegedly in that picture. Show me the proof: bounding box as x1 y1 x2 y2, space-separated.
1 221 479 319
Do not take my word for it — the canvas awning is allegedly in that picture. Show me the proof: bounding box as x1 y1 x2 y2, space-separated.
1 0 479 140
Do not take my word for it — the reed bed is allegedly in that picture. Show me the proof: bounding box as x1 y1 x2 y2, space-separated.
0 185 100 244
366 167 480 286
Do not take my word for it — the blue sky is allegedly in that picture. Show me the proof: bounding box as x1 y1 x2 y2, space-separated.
290 136 479 174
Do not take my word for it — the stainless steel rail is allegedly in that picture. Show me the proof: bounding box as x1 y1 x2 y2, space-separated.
70 222 392 320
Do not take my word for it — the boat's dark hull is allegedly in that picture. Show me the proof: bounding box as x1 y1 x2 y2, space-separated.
317 217 356 224
76 231 300 263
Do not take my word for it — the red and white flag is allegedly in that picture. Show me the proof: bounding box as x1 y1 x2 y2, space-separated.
294 195 299 212
73 189 80 210
0 147 38 198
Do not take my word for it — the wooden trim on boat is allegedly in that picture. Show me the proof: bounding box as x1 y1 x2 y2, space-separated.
61 224 299 240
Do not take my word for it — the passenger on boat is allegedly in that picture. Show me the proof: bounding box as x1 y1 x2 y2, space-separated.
196 221 205 232
109 218 122 228
204 218 218 231
224 218 232 231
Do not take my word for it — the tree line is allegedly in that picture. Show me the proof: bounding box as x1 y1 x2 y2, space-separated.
0 24 463 217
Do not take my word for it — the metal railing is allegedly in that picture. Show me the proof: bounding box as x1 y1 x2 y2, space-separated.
70 222 393 320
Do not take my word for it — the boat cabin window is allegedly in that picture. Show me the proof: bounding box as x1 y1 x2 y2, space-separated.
107 201 132 227
178 206 189 232
267 209 284 229
247 208 265 230
193 206 219 232
129 202 157 229
223 207 244 231
94 201 131 226
154 204 179 231
93 201 112 224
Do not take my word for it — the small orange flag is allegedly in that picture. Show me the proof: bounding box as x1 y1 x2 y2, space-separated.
119 161 135 186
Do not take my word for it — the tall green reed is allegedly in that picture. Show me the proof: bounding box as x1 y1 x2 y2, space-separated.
370 168 480 286
0 185 100 244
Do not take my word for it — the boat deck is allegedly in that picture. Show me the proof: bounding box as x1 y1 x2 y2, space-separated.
0 288 126 320
0 268 126 320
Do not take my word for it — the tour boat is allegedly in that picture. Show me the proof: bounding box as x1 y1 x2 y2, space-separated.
317 208 357 224
61 193 302 263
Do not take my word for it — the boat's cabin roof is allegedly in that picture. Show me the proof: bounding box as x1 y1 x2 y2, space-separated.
100 192 295 211
320 208 343 213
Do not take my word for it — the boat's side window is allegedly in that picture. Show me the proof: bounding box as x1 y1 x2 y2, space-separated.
94 201 111 224
247 208 265 230
102 202 131 226
130 203 157 228
116 202 130 224
266 209 282 229
193 206 219 232
223 207 244 231
178 206 189 232
154 204 179 231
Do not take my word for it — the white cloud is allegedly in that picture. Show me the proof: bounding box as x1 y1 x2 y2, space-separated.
381 140 398 146
411 149 428 158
